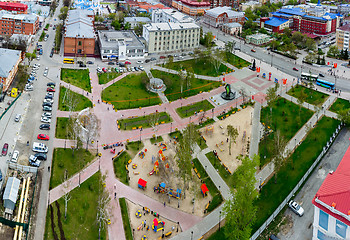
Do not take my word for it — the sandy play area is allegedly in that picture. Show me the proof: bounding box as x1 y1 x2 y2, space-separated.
128 135 212 217
199 106 253 173
126 199 180 240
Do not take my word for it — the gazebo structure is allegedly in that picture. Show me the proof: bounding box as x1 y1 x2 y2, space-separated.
138 178 147 190
201 183 209 197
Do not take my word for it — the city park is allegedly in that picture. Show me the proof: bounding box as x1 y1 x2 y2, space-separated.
44 49 349 240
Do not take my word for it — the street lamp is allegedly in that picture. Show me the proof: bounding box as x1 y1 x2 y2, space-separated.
177 222 179 232
170 122 173 133
96 140 99 156
191 231 193 240
219 211 221 230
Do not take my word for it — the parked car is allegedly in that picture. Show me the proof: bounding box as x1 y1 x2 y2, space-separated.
159 56 166 59
47 82 56 88
319 73 325 77
46 92 54 97
29 155 41 167
150 57 156 61
2 143 8 156
43 106 52 112
35 153 47 161
87 61 94 64
25 85 33 91
45 95 53 100
11 150 19 163
293 67 299 71
14 114 21 122
47 87 55 92
188 51 194 55
288 200 304 216
137 60 143 64
108 62 115 65
125 61 131 65
43 70 48 77
79 63 86 67
37 134 50 140
42 102 52 107
39 124 50 130
269 234 279 240
139 66 144 71
41 116 51 123
42 112 52 118
102 68 107 73
145 59 151 63
251 49 256 52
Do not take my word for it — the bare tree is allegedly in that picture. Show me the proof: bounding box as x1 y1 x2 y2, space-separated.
272 130 287 184
96 176 110 240
227 125 239 155
179 69 186 94
62 87 80 114
239 88 248 105
148 111 160 141
211 49 224 75
80 113 99 151
63 170 71 219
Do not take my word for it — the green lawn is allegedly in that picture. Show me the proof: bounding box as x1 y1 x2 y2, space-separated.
329 97 350 113
119 198 133 240
197 136 208 150
55 118 71 139
217 107 239 120
176 100 214 118
101 73 161 110
126 141 144 159
259 98 313 167
150 135 164 144
169 131 183 143
150 70 222 101
59 86 92 111
50 148 95 189
164 58 231 77
113 151 131 185
206 152 234 187
287 85 328 106
253 116 340 233
45 172 106 240
224 52 250 69
196 118 215 129
118 112 172 130
192 158 223 212
61 68 91 92
98 72 121 84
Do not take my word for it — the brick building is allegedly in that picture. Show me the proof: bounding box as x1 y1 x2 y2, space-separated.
63 9 95 57
0 2 28 14
0 13 39 36
0 48 22 92
209 0 240 9
203 6 245 28
172 0 210 16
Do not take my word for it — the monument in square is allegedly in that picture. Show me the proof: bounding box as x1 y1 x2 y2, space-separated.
221 84 236 100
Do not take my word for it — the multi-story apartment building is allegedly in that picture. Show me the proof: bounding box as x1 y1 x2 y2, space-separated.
98 30 145 61
152 9 194 24
336 24 350 51
0 13 39 36
0 2 28 14
203 7 245 28
63 9 95 57
312 146 350 240
143 22 200 53
172 0 210 16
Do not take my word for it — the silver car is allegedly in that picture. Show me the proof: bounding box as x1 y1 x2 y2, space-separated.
288 200 304 216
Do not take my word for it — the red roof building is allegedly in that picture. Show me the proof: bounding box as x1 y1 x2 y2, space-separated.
312 145 350 239
0 2 28 14
172 0 210 16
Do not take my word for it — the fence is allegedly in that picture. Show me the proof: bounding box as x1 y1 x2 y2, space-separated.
250 123 344 240
0 92 22 121
8 162 38 173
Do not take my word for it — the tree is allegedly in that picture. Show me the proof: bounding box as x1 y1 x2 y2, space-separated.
111 20 121 30
185 67 195 90
134 22 144 36
283 28 292 37
291 31 304 46
179 68 186 94
25 52 36 65
338 109 350 126
225 41 235 61
272 130 287 183
124 22 131 30
327 45 340 58
265 83 278 105
223 155 259 240
96 175 111 240
59 7 68 20
79 112 99 151
305 38 316 51
211 49 224 75
50 0 57 14
62 170 71 219
270 40 280 51
63 0 71 7
149 111 160 141
227 125 239 155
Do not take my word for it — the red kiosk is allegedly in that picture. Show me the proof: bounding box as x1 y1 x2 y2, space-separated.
138 178 147 190
201 183 209 197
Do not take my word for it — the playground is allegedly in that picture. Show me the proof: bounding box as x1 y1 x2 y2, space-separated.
199 106 253 174
126 199 180 240
127 135 212 217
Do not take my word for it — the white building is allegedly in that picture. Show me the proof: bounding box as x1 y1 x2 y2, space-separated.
143 22 200 54
312 146 350 240
338 4 350 16
152 9 194 24
240 1 261 12
98 30 145 61
124 17 151 28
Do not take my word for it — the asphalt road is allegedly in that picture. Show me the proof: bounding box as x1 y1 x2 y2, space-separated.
278 128 350 240
199 22 350 93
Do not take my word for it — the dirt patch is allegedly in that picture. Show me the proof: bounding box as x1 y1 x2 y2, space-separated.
55 201 66 240
49 204 59 240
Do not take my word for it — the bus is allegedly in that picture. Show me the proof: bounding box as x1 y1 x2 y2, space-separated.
63 58 74 64
316 79 335 90
301 72 318 81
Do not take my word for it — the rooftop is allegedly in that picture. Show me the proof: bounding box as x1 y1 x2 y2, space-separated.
0 2 28 10
98 30 144 49
205 6 245 18
246 33 270 40
154 9 194 23
175 0 210 7
223 22 242 28
0 48 21 78
312 145 350 226
338 24 350 32
265 17 289 27
124 17 151 23
65 9 95 38
144 22 200 31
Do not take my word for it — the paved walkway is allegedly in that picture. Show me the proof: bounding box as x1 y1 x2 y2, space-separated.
152 65 219 81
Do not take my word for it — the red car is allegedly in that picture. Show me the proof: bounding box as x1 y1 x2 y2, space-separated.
37 134 50 141
102 67 107 73
47 87 55 92
251 49 256 52
159 56 166 59
2 143 8 156
125 61 131 65
293 67 299 71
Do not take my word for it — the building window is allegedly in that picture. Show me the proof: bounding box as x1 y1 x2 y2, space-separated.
317 230 326 240
78 41 82 46
319 210 328 231
77 49 82 54
336 220 347 238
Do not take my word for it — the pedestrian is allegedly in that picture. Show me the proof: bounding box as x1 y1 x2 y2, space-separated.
48 166 50 172
114 192 116 199
144 220 146 227
164 202 166 207
107 107 109 111
226 138 229 143
114 183 116 190
27 141 29 146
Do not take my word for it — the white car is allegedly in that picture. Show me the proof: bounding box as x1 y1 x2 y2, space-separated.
25 85 33 91
97 67 102 72
288 200 304 216
137 60 143 64
41 116 51 123
34 63 40 67
11 150 19 163
43 99 54 104
42 112 52 118
36 56 40 60
29 155 41 167
139 66 144 71
43 70 48 77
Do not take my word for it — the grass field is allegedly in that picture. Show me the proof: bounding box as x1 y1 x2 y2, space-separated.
287 85 328 106
126 141 144 159
118 112 172 130
259 98 313 167
150 135 164 144
98 72 121 84
150 70 222 101
101 73 161 110
164 58 231 77
119 198 133 240
55 118 71 139
61 68 91 92
224 52 250 69
176 100 215 118
50 148 95 189
329 97 350 113
45 172 106 240
113 151 131 185
59 86 92 111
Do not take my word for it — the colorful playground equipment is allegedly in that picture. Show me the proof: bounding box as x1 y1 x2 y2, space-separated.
141 235 147 240
158 149 168 161
154 183 182 199
205 125 214 134
201 183 209 197
138 178 147 190
139 151 146 159
158 142 167 151
149 160 159 176
152 218 165 232
132 164 137 169
136 210 142 218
